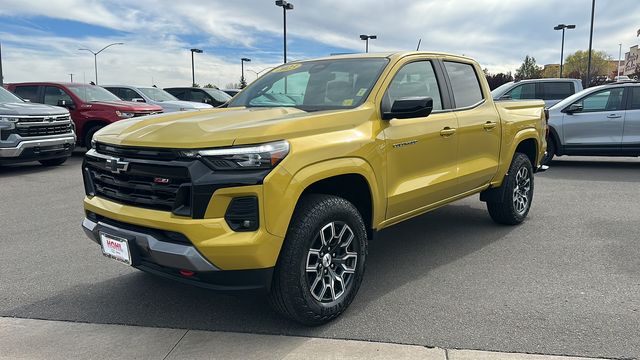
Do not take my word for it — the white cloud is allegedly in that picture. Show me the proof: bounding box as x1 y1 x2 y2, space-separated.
1 0 639 86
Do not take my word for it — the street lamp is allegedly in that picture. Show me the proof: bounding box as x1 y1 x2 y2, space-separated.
190 48 203 87
359 34 377 53
553 24 576 78
247 67 275 80
586 0 596 87
617 43 622 78
240 57 251 87
275 0 294 63
78 42 124 85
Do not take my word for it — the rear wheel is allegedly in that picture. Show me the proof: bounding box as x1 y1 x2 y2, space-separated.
39 157 68 166
269 194 367 326
487 153 534 225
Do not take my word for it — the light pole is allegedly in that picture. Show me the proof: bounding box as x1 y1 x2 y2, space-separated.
190 48 203 87
247 67 275 80
0 42 4 86
275 0 294 63
359 34 377 53
240 57 251 87
553 24 575 78
69 74 74 82
617 43 622 78
78 42 123 85
586 0 596 87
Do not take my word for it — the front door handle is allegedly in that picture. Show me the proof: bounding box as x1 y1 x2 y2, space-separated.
607 114 622 119
440 127 456 137
483 121 497 130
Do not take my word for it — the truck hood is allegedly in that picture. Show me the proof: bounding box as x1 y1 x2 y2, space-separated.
95 106 367 148
0 102 69 116
88 100 163 112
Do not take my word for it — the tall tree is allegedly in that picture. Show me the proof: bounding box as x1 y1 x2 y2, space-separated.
564 50 612 83
514 55 543 80
485 71 514 90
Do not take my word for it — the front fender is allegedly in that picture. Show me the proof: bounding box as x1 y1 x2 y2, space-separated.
263 158 385 238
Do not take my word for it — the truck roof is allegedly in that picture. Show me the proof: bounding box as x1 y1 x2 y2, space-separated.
301 51 476 63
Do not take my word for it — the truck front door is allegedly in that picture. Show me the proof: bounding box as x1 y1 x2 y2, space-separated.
382 59 459 219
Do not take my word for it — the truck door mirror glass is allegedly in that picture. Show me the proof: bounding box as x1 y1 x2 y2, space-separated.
131 98 145 103
565 103 583 114
57 99 76 110
383 96 433 120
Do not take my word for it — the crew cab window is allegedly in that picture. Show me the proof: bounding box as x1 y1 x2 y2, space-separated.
165 88 186 100
189 89 207 103
386 61 443 110
444 61 484 108
13 86 39 102
542 82 574 100
506 83 536 100
629 87 640 110
574 88 625 112
44 86 73 106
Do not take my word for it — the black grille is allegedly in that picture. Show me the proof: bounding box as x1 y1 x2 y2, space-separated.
16 123 72 137
95 142 178 161
85 153 192 215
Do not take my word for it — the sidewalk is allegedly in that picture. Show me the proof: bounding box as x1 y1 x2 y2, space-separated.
0 317 610 360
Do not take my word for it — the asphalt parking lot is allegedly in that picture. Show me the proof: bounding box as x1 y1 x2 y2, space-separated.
1 153 639 360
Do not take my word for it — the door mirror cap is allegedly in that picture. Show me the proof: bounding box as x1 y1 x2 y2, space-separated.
564 103 583 114
131 98 145 103
57 99 75 110
383 96 434 120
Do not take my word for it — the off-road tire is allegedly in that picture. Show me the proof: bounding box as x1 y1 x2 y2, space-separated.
39 157 68 166
541 137 555 165
84 125 104 148
487 152 534 225
268 194 368 326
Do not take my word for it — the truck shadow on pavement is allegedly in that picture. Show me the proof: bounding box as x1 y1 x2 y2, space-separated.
541 158 640 183
0 152 84 178
4 202 517 337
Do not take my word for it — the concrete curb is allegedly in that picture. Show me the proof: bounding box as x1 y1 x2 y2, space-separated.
0 317 612 360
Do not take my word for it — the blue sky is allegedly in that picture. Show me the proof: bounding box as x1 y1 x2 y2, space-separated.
0 0 639 87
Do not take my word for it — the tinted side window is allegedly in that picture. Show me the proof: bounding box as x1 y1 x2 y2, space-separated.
105 87 121 98
386 61 443 111
119 88 142 101
165 89 186 100
575 88 625 112
444 61 483 108
629 87 640 110
542 82 574 100
190 90 208 103
507 83 536 100
43 86 73 106
13 86 39 102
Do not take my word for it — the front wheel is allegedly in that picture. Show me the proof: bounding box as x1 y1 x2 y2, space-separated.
486 153 534 225
269 194 367 326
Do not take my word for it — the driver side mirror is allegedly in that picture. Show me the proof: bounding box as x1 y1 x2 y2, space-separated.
57 99 76 110
382 97 433 120
499 94 512 100
565 103 583 114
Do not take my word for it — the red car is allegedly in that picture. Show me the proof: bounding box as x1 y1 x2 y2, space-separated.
7 82 163 147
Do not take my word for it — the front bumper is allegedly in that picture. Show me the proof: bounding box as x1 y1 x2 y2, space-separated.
0 135 75 163
82 215 274 291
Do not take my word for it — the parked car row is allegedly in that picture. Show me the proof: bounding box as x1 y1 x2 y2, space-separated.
0 81 239 166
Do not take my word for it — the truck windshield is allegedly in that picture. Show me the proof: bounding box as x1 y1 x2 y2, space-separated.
0 87 23 103
139 87 178 102
68 85 122 102
202 88 232 103
228 58 389 111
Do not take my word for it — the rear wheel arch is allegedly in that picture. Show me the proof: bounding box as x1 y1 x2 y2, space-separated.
514 137 538 167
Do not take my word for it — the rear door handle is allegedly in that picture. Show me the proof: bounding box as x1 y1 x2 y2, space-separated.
483 121 497 130
440 127 456 137
607 114 622 119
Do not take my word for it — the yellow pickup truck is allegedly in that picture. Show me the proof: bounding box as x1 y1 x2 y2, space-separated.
81 52 547 325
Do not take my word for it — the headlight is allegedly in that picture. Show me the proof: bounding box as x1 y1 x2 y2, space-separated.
115 111 135 118
90 139 97 149
181 140 290 170
0 116 18 130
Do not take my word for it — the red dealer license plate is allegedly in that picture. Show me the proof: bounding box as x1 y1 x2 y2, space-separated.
100 232 132 266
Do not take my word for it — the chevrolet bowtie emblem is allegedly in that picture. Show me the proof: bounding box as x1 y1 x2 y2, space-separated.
104 158 129 174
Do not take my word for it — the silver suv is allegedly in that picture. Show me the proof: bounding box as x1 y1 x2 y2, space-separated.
0 87 75 166
543 82 640 164
492 78 583 107
103 85 213 113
